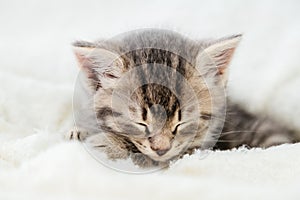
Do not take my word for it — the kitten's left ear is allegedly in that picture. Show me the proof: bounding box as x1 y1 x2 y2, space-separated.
196 34 242 83
73 42 124 91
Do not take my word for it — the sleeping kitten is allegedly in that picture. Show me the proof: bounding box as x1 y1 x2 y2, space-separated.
66 29 298 167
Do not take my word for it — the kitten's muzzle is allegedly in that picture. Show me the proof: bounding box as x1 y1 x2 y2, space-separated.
150 144 170 156
149 135 171 156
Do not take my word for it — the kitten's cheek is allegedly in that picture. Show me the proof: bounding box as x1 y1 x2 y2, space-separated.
133 140 150 152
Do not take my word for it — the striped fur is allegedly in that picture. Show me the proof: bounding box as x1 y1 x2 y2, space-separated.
71 29 299 167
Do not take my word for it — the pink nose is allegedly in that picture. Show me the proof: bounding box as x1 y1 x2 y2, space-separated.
149 135 171 156
150 145 170 156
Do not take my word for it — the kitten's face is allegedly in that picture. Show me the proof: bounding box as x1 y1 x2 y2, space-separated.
123 105 195 162
73 30 241 163
107 81 204 162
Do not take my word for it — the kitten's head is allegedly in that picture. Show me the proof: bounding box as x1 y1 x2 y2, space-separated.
73 30 241 163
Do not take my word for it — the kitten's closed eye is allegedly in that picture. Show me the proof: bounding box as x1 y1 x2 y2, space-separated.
172 123 185 135
136 122 150 135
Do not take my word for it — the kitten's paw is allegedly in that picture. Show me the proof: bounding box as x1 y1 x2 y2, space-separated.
86 134 130 160
65 127 89 141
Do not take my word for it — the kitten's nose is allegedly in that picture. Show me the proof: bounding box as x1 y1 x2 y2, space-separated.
155 149 169 156
150 146 170 156
149 135 171 156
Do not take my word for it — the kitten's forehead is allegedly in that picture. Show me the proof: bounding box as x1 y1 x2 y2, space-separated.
133 83 180 120
118 49 197 121
120 49 195 78
135 82 180 103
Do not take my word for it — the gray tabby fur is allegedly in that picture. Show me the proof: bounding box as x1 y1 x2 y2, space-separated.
67 29 299 167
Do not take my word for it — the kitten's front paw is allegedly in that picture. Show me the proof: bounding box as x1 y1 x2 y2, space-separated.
65 127 89 141
86 134 130 160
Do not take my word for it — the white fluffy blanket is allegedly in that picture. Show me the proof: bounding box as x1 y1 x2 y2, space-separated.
1 0 300 199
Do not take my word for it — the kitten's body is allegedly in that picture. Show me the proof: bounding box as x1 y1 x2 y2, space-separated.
216 103 298 149
68 29 299 167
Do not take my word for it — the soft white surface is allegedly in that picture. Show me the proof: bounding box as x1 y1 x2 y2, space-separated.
1 0 300 199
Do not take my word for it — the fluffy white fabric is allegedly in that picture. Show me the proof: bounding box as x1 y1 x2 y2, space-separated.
1 0 300 199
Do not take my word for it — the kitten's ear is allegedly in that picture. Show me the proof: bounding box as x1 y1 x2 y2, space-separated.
196 34 242 83
73 43 123 91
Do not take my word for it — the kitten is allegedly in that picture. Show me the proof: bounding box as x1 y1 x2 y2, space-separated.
66 29 299 167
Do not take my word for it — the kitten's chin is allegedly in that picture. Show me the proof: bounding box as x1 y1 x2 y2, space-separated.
145 152 181 163
132 142 184 162
136 149 171 162
133 146 184 163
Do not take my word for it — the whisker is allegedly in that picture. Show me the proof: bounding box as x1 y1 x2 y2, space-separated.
203 139 244 143
220 130 257 136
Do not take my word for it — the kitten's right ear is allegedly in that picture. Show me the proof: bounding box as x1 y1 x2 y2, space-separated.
73 43 123 91
196 35 242 84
